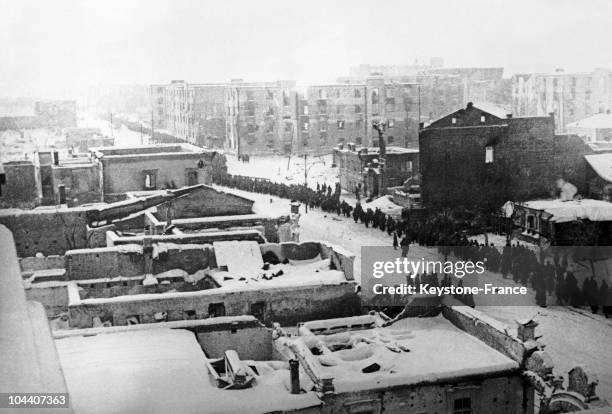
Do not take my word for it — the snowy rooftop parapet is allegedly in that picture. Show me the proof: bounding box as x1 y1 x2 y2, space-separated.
521 199 612 223
275 312 519 394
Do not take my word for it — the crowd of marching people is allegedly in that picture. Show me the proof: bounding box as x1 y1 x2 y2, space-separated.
213 171 611 316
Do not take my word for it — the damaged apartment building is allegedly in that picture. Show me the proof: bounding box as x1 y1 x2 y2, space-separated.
2 223 608 414
151 66 509 156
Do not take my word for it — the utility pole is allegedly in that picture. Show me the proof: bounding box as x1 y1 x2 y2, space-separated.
110 111 114 139
235 89 241 158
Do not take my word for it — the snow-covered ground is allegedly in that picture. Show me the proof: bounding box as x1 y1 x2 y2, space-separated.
78 113 150 147
216 184 612 402
226 153 338 189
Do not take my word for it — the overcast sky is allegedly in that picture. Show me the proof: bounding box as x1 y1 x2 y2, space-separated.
1 0 611 99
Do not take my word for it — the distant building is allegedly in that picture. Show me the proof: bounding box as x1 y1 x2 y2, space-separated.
308 76 421 149
225 80 299 155
566 112 612 143
512 68 612 133
35 100 77 128
91 144 221 199
149 84 166 129
419 102 593 211
162 81 227 148
64 128 114 153
0 99 77 131
333 143 419 196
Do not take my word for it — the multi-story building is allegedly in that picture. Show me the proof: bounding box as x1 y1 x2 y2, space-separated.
153 81 226 148
149 84 166 129
161 81 227 149
512 68 612 133
225 80 299 155
308 76 421 150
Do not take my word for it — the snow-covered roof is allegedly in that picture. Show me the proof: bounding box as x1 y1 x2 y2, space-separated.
522 199 612 223
72 257 349 306
56 329 321 414
567 113 612 130
471 101 511 119
282 315 518 393
361 195 404 217
585 153 612 183
336 145 419 155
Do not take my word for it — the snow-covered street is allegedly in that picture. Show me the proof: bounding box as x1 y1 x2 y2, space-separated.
218 181 612 402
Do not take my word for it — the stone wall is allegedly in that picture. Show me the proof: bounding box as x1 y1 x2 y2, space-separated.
0 161 40 208
52 164 101 206
68 282 358 328
0 209 89 257
154 185 254 219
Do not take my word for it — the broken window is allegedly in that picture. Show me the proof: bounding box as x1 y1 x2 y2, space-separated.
250 301 266 322
452 117 457 124
186 169 198 186
126 315 140 325
319 119 327 132
371 89 379 105
143 170 157 190
208 303 226 317
337 120 345 129
184 309 197 320
388 119 395 128
485 146 494 163
453 397 472 414
480 115 486 123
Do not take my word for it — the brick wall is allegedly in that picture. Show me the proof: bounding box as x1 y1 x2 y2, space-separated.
420 108 593 211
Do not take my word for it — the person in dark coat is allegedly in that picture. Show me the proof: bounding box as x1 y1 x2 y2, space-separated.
583 275 599 314
600 279 611 318
400 236 410 257
393 232 398 250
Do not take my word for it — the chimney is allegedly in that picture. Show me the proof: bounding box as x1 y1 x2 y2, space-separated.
289 359 300 394
506 113 513 119
466 102 474 109
418 121 424 129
